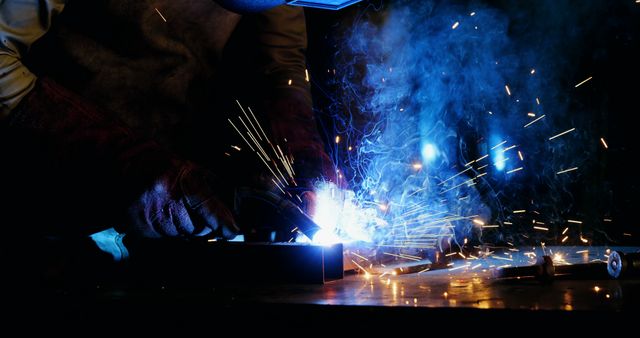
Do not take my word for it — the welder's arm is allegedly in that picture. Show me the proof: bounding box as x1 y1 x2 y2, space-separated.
0 0 66 117
255 5 338 194
1 1 238 239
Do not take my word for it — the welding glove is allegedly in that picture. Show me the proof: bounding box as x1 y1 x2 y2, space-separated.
264 91 342 215
5 78 238 239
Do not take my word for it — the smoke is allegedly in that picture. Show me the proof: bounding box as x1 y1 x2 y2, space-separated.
314 0 625 247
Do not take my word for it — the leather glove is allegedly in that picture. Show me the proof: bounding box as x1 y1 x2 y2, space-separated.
6 78 238 239
127 160 239 239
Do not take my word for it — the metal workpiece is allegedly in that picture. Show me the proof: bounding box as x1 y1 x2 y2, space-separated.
494 255 609 281
608 251 640 279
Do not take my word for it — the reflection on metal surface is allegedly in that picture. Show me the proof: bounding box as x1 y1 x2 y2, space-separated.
232 247 639 312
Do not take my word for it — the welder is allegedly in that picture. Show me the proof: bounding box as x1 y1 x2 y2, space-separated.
0 0 355 284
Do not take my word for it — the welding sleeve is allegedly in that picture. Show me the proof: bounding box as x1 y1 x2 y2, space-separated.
7 77 239 239
255 5 337 189
0 0 66 118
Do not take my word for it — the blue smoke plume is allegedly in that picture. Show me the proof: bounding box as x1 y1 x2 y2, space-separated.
314 0 623 248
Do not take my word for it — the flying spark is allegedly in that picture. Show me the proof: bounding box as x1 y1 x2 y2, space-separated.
549 128 576 141
513 210 526 214
505 85 511 96
562 227 569 235
533 226 549 231
154 8 167 22
517 151 524 161
523 114 545 128
452 21 460 29
506 167 523 174
600 137 608 149
567 219 583 224
556 167 578 175
574 76 593 88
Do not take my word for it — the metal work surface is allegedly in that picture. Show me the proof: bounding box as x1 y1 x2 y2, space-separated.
22 246 639 330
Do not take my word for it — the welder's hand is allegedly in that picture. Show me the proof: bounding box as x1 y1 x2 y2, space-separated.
7 77 238 239
127 161 239 239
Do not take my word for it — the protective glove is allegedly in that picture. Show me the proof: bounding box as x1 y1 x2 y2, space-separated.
6 78 238 239
127 160 239 239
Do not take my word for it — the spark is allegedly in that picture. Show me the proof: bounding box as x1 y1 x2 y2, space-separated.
580 236 588 243
288 79 292 86
473 219 485 226
482 225 499 228
470 12 476 16
207 238 216 242
351 252 370 261
574 76 593 88
449 263 471 271
458 252 466 259
491 140 507 150
412 163 423 170
230 145 241 151
549 128 576 140
227 119 255 152
382 252 421 261
530 69 536 75
351 260 370 276
154 8 167 22
603 218 612 222
348 146 353 151
576 250 589 254
502 145 517 152
247 106 269 140
477 164 488 170
505 85 511 96
305 69 310 82
443 292 448 298
557 167 579 175
561 236 569 243
507 167 523 174
533 226 549 231
523 114 546 128
452 21 460 29
445 252 457 257
503 221 513 225
593 286 600 292
335 135 341 144
517 151 524 161
562 227 569 235
236 102 264 143
527 112 536 117
567 219 583 224
492 255 513 261
623 233 632 236
600 137 608 149
536 97 541 105
471 264 481 270
417 268 430 274
513 210 526 214
272 179 286 195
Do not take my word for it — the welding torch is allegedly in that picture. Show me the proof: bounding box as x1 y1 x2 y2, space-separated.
234 187 321 242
